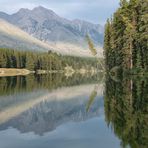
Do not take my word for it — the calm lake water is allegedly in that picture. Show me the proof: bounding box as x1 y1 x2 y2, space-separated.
0 74 147 148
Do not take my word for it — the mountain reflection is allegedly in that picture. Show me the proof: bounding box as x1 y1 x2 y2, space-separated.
0 73 104 135
1 73 147 148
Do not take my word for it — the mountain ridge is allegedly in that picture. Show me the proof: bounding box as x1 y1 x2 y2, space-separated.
0 6 104 43
0 19 99 57
0 6 104 57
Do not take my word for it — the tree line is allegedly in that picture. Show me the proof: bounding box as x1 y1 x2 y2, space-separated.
104 0 148 74
0 48 101 71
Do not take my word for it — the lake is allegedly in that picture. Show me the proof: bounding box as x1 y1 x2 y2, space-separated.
0 73 147 148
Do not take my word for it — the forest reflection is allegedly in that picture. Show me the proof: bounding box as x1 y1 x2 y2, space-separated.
0 73 103 96
104 76 148 148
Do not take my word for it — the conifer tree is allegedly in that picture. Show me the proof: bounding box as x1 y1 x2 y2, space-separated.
104 0 148 73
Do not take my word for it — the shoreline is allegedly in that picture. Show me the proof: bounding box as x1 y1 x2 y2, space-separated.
0 68 33 77
0 68 101 77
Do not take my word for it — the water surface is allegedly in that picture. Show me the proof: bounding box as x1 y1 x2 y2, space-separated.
0 74 147 148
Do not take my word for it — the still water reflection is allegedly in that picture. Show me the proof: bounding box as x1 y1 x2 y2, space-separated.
0 74 147 148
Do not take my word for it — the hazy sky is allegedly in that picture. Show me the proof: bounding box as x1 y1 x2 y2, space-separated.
0 0 120 25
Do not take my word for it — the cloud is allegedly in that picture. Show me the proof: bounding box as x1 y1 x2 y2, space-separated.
0 0 119 24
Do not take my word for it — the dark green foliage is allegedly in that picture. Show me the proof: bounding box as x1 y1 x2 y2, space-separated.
0 73 100 96
0 48 100 71
104 0 148 73
104 76 148 148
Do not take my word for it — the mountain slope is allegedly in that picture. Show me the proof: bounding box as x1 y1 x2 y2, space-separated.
0 19 52 52
0 6 104 55
0 19 96 57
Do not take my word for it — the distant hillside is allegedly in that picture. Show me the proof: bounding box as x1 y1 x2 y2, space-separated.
0 19 98 57
0 19 51 52
0 6 104 56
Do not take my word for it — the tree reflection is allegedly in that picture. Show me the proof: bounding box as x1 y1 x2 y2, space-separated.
104 76 148 148
0 73 100 96
86 85 98 112
86 73 104 112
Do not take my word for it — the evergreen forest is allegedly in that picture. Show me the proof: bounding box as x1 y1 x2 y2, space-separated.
104 0 148 75
0 48 101 71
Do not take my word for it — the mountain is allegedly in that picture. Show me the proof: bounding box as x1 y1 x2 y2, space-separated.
0 19 54 52
0 96 102 135
0 6 104 56
0 19 97 57
0 83 104 135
